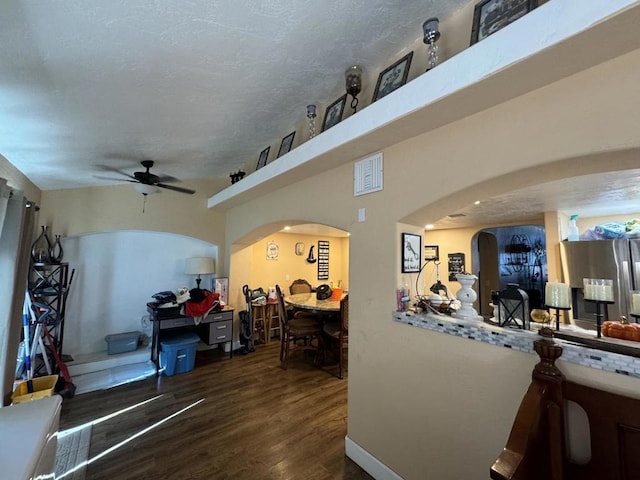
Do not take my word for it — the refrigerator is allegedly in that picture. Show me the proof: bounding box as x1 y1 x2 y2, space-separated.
559 239 640 328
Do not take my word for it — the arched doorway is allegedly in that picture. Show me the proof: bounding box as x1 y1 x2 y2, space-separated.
473 225 547 315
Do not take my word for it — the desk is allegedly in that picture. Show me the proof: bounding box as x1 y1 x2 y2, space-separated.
147 304 234 372
284 293 342 313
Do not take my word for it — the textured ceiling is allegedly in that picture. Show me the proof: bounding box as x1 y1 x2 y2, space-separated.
0 0 469 191
3 1 638 232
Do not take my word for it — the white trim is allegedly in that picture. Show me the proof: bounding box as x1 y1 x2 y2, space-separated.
345 435 404 480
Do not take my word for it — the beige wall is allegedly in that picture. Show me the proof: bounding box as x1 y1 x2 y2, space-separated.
249 232 348 293
220 47 640 479
39 178 228 271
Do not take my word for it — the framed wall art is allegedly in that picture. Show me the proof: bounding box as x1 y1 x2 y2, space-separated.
322 95 346 132
256 146 270 170
448 252 466 281
214 277 229 305
424 245 439 261
372 51 413 103
402 232 421 273
317 240 330 280
266 240 279 260
470 0 539 45
277 131 296 158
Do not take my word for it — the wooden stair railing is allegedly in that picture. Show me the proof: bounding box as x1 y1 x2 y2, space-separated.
490 327 564 480
491 327 640 480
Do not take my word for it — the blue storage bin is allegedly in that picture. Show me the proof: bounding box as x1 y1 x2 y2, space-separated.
159 332 200 376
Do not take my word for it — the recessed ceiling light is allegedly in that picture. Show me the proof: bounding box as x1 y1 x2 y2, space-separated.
425 224 434 230
283 226 291 231
474 200 480 205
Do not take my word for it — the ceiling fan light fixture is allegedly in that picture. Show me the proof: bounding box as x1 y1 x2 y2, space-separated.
134 183 159 195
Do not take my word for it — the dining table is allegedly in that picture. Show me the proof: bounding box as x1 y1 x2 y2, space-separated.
284 292 344 315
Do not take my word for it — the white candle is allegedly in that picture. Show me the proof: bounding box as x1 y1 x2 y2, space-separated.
583 283 595 300
632 293 640 315
545 282 570 308
583 279 613 302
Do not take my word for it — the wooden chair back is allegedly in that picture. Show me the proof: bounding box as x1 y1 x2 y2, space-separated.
289 279 312 295
275 285 288 331
340 294 349 333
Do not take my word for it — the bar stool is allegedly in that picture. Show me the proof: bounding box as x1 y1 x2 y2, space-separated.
252 301 280 344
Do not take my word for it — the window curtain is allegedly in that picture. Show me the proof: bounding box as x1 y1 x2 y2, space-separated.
0 191 36 406
0 178 10 238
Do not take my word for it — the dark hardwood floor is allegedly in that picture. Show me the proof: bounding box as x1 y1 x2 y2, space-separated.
59 341 371 480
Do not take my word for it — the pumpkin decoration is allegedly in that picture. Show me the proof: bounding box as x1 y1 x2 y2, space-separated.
602 317 640 342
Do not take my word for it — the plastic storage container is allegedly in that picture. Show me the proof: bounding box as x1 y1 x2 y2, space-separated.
159 332 200 376
12 375 58 404
105 331 141 355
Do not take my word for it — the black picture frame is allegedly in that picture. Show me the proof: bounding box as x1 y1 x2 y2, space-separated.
424 245 439 261
277 131 296 158
322 95 347 132
402 233 422 273
448 252 466 281
470 0 539 45
372 51 414 103
256 146 270 170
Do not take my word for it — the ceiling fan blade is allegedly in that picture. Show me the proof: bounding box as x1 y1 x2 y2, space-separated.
155 174 180 183
95 165 137 180
156 183 196 195
94 175 138 183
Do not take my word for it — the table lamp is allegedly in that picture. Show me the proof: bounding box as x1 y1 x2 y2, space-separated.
184 257 215 291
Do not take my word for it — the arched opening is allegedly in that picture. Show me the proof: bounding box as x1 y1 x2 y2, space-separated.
472 225 547 317
228 221 349 362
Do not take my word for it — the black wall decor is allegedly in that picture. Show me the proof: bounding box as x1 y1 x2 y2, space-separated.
448 252 466 281
317 240 330 280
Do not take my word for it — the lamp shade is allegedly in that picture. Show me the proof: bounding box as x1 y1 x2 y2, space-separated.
184 257 215 275
133 183 159 195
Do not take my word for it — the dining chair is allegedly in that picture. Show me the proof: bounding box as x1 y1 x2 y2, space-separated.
276 285 321 369
322 294 349 379
289 279 313 295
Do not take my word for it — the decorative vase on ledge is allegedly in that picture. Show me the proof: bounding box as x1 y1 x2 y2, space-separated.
49 234 64 263
454 273 482 321
31 225 52 265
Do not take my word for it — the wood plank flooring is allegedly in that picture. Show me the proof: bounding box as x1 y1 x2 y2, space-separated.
59 342 372 480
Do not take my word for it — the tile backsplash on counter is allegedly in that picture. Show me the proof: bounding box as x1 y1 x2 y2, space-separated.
393 311 640 379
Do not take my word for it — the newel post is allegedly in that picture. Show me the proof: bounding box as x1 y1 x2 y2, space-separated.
533 327 565 480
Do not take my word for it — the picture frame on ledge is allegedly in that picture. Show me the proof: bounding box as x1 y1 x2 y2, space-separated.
402 232 422 274
256 146 270 170
322 95 347 132
372 51 414 103
277 131 296 158
470 0 539 45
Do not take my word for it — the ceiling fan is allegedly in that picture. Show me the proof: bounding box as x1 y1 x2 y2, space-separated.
96 160 195 195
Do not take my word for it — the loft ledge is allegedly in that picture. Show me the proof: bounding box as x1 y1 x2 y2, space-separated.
208 0 640 210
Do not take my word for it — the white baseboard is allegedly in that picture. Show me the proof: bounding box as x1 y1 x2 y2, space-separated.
345 435 404 480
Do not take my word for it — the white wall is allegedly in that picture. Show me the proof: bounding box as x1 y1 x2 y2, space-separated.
61 230 217 356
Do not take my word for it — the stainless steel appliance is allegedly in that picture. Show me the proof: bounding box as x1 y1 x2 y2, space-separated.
559 239 640 328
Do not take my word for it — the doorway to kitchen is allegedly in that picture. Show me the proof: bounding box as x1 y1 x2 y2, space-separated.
472 225 547 317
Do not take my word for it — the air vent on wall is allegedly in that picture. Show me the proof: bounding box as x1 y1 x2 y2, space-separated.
354 152 383 197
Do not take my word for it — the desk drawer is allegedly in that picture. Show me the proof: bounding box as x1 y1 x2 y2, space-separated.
160 317 193 329
203 310 233 323
200 320 232 345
